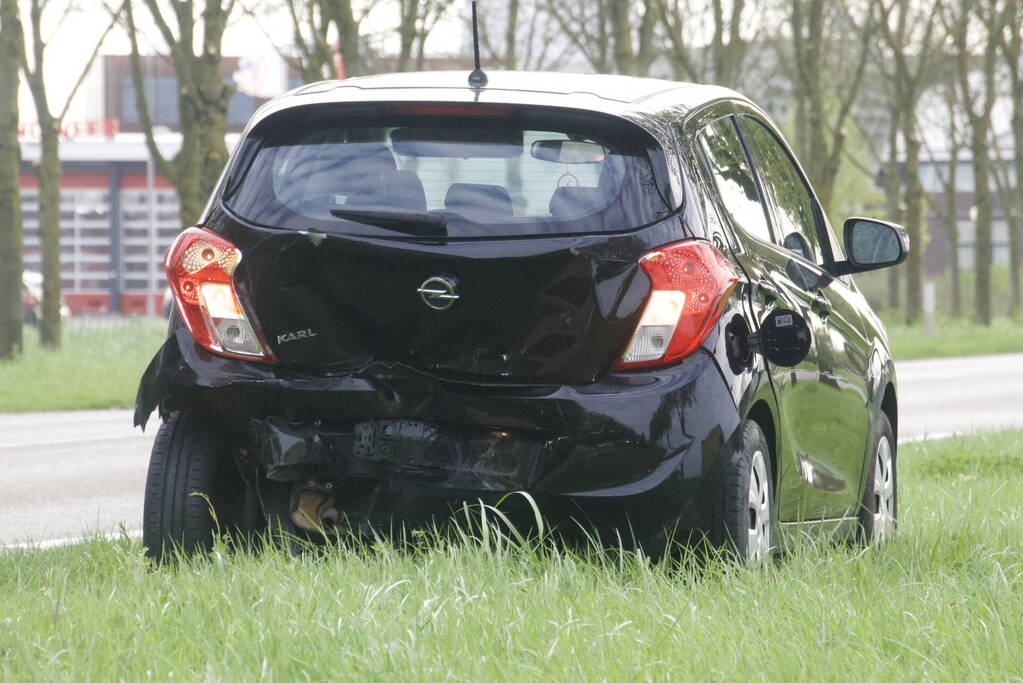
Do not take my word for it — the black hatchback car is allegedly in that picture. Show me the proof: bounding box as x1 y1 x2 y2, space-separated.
136 71 907 563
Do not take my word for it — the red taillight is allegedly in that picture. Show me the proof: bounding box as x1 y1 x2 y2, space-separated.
164 227 275 362
613 240 738 370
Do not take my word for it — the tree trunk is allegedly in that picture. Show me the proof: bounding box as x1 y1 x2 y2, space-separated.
196 69 230 220
504 0 519 69
22 0 118 346
0 0 23 360
886 248 900 310
884 110 901 311
946 154 961 318
610 0 635 75
397 0 419 72
294 2 335 82
546 1 612 73
36 121 62 346
1010 109 1023 317
901 120 924 324
176 159 204 227
325 0 362 77
415 31 427 70
793 3 831 212
175 93 208 226
788 0 871 217
128 1 232 228
1006 195 1020 318
971 123 993 325
718 0 747 87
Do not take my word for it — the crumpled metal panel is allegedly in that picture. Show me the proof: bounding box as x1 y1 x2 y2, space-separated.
207 206 692 386
134 324 737 498
251 417 548 491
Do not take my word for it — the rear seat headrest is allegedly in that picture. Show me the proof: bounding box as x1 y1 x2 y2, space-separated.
549 187 607 218
445 183 514 219
351 143 397 172
381 169 427 213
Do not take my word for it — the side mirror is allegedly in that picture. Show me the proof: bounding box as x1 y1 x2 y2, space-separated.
750 309 812 367
833 218 909 276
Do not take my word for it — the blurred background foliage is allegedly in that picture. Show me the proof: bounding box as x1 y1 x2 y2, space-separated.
0 0 1020 380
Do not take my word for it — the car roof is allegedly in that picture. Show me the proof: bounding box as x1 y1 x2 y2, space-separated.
262 70 745 120
309 71 733 103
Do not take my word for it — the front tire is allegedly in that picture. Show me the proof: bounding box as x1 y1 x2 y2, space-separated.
857 414 897 543
716 420 776 564
142 411 255 562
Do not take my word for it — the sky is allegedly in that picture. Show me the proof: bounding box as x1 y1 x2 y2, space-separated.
18 1 1016 159
18 0 467 130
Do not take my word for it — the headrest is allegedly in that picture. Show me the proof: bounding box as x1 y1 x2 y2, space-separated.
332 143 397 177
331 144 399 208
357 143 398 171
380 169 427 213
444 183 513 219
549 187 608 218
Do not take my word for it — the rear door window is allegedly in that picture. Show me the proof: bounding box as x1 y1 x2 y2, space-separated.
737 116 822 264
223 104 674 238
698 117 773 244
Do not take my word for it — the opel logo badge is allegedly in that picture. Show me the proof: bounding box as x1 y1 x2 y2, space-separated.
417 276 459 311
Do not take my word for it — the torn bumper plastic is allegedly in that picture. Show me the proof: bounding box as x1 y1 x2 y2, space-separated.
136 327 741 531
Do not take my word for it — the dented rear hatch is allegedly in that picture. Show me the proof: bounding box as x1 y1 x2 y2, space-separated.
216 102 680 384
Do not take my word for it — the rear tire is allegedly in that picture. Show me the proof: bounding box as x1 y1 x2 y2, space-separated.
856 414 897 543
716 419 777 564
142 411 255 562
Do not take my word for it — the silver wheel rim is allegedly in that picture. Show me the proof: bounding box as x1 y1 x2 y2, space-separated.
747 449 771 564
873 436 896 541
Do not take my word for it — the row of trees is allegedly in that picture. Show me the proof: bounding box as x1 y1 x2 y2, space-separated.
1 0 121 358
537 0 1020 326
0 0 1020 360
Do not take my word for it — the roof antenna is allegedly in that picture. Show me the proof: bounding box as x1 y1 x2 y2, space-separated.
468 1 488 89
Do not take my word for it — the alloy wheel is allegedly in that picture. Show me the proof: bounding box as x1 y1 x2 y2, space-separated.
747 449 772 564
872 436 896 541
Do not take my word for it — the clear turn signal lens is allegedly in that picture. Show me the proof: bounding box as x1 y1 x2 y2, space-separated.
614 240 738 370
165 227 275 361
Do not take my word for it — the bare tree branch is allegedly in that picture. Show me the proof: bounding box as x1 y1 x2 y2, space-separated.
125 0 175 182
57 1 124 123
140 0 182 65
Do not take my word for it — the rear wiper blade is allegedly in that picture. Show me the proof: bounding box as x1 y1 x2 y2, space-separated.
329 208 447 236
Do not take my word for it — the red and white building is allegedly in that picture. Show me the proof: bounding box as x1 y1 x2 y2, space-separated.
20 137 183 315
19 55 272 315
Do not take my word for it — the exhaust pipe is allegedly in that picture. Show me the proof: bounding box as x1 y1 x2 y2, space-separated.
290 478 341 532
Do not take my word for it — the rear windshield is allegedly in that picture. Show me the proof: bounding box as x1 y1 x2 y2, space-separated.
222 103 674 238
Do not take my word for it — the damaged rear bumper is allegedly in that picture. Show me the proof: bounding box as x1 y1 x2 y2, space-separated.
136 328 741 532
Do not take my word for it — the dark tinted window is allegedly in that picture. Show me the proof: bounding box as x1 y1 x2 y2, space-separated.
699 117 773 244
223 104 673 238
739 117 821 263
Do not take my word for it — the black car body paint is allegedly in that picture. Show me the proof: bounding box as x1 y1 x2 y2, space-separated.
136 71 902 546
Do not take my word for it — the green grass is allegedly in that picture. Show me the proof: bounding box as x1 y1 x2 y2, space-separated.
884 314 1023 360
2 431 1022 680
0 318 167 412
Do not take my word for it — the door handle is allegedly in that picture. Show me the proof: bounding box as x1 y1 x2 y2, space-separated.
756 280 779 306
811 290 831 320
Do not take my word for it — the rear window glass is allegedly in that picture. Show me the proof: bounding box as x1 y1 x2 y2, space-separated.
222 104 674 238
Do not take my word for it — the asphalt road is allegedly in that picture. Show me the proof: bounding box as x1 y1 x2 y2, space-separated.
2 353 1021 547
895 353 1023 439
